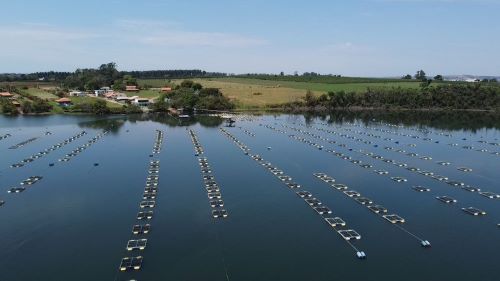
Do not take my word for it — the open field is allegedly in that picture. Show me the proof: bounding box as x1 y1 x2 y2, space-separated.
22 88 58 99
164 78 421 107
125 89 162 99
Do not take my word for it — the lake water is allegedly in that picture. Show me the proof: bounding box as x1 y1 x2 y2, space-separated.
0 112 498 281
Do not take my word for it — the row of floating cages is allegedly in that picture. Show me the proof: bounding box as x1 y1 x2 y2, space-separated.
10 131 87 168
120 131 163 273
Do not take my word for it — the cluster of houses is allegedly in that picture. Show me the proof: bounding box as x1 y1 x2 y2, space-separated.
67 85 154 107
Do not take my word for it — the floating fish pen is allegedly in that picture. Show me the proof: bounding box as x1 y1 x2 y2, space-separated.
383 214 405 224
119 256 143 271
368 205 388 214
143 194 156 200
325 217 346 227
462 207 486 216
457 167 473 172
313 206 332 215
297 191 312 198
8 187 25 193
344 190 361 197
286 183 301 189
360 164 373 169
140 201 155 208
446 181 465 187
210 199 224 208
355 197 373 205
278 175 292 182
305 198 322 206
374 170 389 175
332 184 348 190
391 177 407 183
132 224 150 235
436 196 457 204
479 192 500 199
337 229 361 241
462 186 480 192
212 209 228 218
137 211 153 220
431 175 448 181
208 192 222 199
406 167 420 172
437 161 451 166
127 239 147 251
413 186 431 192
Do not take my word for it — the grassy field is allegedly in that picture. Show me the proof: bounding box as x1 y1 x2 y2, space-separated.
164 77 421 107
68 97 124 109
125 89 161 99
22 88 58 99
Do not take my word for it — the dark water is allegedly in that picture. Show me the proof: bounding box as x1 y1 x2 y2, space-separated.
0 113 498 281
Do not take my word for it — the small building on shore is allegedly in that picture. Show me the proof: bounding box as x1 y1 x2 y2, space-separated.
55 98 72 106
69 90 86 97
132 97 151 107
160 87 172 93
125 85 139 92
0 92 14 99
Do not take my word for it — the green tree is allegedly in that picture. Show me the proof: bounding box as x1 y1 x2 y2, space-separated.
434 75 443 81
402 74 412 80
415 70 427 81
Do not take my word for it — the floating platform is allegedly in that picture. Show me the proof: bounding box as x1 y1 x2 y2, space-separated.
286 183 300 189
140 200 155 208
446 181 465 187
337 229 361 240
462 207 486 216
479 191 500 199
406 167 420 172
360 164 373 169
356 251 367 259
412 186 431 192
436 196 457 204
421 240 431 247
305 198 322 206
8 187 25 193
344 190 360 197
212 209 228 218
462 186 481 192
132 224 150 235
127 239 147 251
391 177 407 183
119 256 143 271
314 206 332 215
383 214 405 224
137 211 153 220
457 167 473 172
368 205 387 214
325 217 346 227
278 175 292 182
374 170 389 175
143 194 156 200
208 192 222 199
297 191 312 198
210 199 224 208
431 175 448 181
355 197 373 205
332 184 348 190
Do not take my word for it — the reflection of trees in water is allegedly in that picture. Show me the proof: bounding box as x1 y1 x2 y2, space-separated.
128 113 224 128
78 117 126 134
325 110 500 132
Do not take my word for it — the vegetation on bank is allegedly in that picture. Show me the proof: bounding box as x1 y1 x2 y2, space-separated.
277 83 500 111
151 80 234 112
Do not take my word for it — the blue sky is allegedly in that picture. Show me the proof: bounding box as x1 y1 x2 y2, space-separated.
1 0 499 76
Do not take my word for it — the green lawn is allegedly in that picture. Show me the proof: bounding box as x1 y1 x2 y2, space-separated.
69 96 124 109
23 88 58 99
125 89 161 99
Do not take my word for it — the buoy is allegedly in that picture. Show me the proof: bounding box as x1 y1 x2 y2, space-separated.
267 147 272 150
49 163 54 167
94 163 99 166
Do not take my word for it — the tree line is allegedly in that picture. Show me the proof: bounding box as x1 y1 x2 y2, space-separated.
280 83 500 111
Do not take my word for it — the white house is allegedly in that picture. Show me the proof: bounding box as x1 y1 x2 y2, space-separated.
69 90 86 97
132 98 151 107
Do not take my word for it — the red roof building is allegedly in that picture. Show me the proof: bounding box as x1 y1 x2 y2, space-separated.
0 92 14 98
